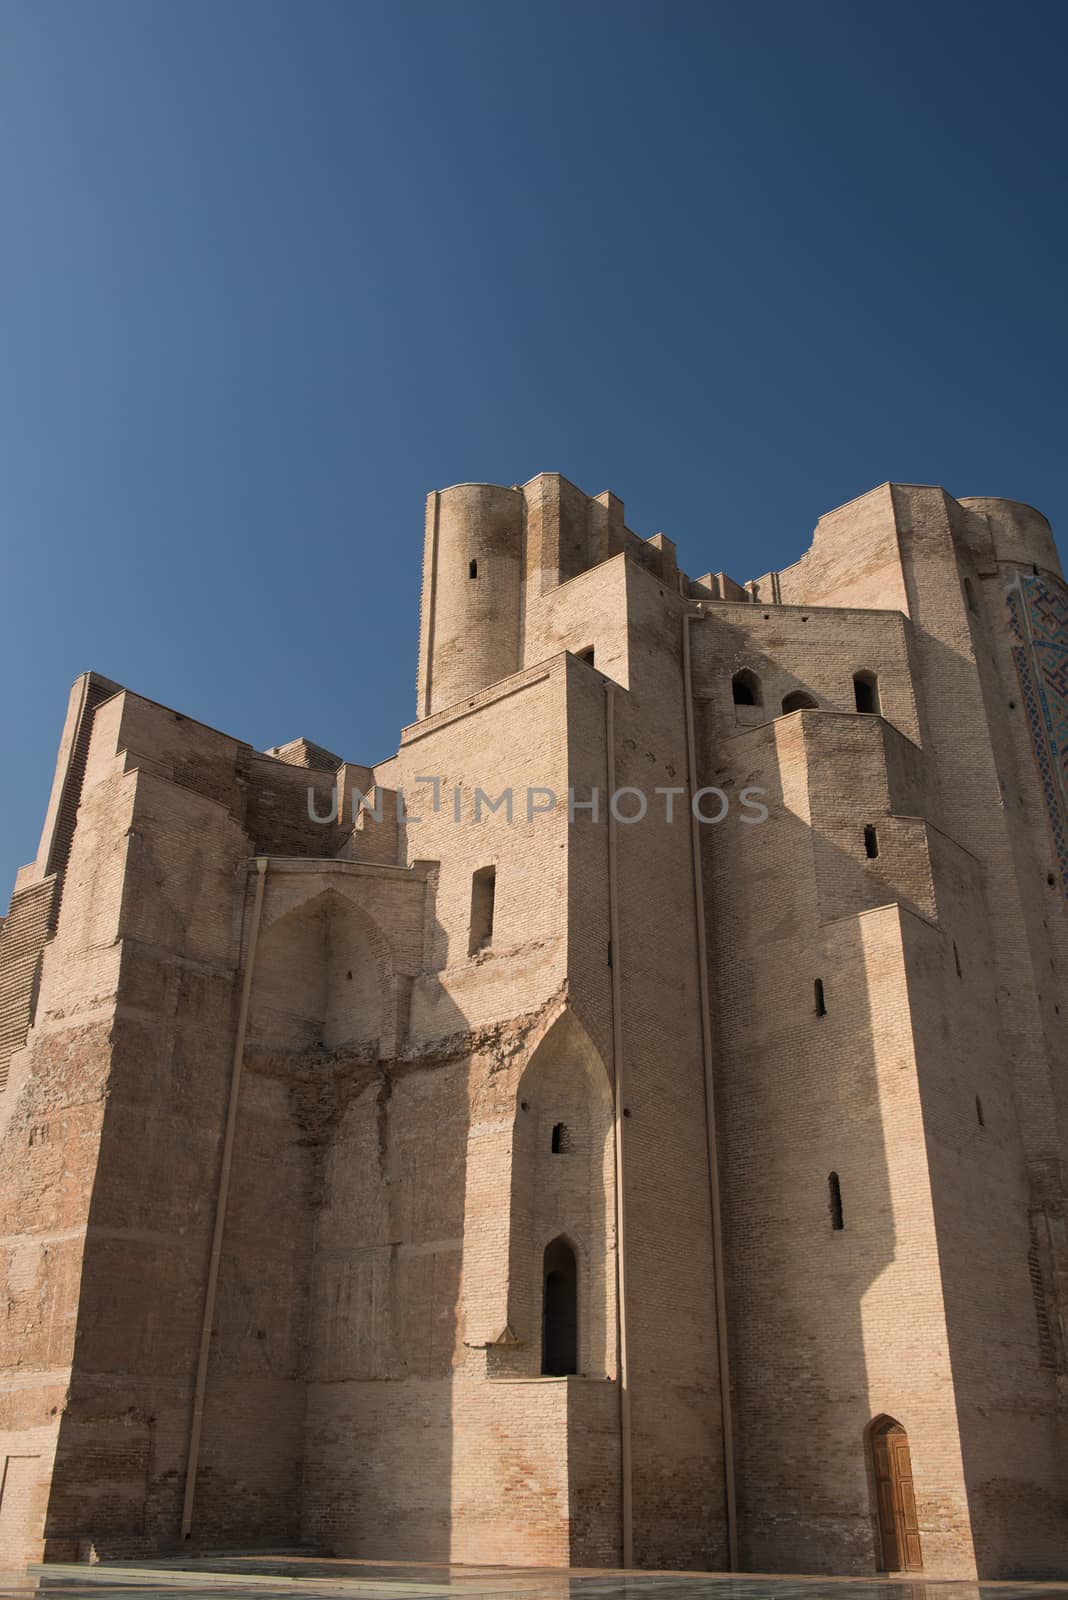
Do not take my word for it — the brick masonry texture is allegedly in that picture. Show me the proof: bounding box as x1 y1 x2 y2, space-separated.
1 475 1067 1579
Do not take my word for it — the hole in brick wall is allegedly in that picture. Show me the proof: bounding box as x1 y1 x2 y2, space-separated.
864 824 879 859
551 1121 570 1153
541 1236 578 1376
732 668 762 707
976 1095 985 1128
469 559 478 578
853 670 880 715
520 1100 529 1112
577 647 595 667
782 690 817 713
468 865 496 955
622 1106 631 1117
814 978 827 1017
346 970 353 980
829 1172 844 1230
1048 873 1057 887
1033 564 1040 576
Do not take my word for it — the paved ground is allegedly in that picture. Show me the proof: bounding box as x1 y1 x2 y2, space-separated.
2 1557 1068 1600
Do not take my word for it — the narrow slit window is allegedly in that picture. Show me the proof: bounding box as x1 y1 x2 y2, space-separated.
975 1095 985 1128
814 978 827 1017
468 865 496 955
853 670 880 715
954 940 963 979
469 558 478 579
963 577 978 613
541 1236 578 1375
551 1121 570 1154
829 1172 844 1230
864 824 879 859
732 669 762 707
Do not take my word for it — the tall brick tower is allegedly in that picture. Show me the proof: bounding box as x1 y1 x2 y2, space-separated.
1 476 1066 1579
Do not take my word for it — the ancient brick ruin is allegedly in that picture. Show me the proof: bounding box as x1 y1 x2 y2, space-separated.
2 477 1067 1578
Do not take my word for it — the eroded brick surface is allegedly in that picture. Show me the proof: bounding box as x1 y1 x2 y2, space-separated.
1 477 1066 1579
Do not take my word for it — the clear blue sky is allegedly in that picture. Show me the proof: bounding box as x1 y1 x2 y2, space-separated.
2 0 1066 890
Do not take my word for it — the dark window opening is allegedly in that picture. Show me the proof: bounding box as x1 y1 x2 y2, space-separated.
814 978 827 1017
853 671 880 715
541 1236 578 1375
469 559 478 579
782 690 817 713
975 1094 985 1128
732 669 762 707
577 647 595 667
551 1121 570 1153
468 865 496 955
1048 872 1057 887
864 824 879 859
829 1172 844 1231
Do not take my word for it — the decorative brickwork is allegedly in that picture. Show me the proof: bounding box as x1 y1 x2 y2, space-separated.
1008 573 1068 897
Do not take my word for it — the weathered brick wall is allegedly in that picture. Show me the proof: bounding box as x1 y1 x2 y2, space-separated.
3 473 1067 1579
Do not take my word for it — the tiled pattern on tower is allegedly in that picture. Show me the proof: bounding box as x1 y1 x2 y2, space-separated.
1008 573 1068 897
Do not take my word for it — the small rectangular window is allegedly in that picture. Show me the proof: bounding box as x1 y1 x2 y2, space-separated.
469 559 478 579
468 865 496 955
814 978 827 1017
864 824 879 859
829 1172 844 1230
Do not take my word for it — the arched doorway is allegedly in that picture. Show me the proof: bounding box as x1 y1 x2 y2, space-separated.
541 1236 578 1375
870 1416 923 1571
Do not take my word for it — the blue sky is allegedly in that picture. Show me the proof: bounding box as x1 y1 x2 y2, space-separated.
1 0 1065 889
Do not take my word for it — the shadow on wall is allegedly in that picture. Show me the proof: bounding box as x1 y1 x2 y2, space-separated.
498 1010 615 1385
701 711 924 1576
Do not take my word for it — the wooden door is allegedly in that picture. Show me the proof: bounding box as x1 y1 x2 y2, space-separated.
890 1430 923 1570
872 1421 923 1572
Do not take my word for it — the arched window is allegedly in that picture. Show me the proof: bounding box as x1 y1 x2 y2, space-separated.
551 1121 570 1154
853 671 880 715
541 1236 578 1375
829 1172 844 1230
782 690 817 713
731 669 762 707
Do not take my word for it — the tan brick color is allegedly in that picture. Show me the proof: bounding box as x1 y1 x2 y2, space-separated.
1 476 1066 1579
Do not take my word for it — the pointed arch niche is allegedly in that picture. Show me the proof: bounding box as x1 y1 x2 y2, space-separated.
502 1009 615 1379
250 886 389 1055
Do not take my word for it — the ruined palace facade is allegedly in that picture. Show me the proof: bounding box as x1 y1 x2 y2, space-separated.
2 477 1068 1578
